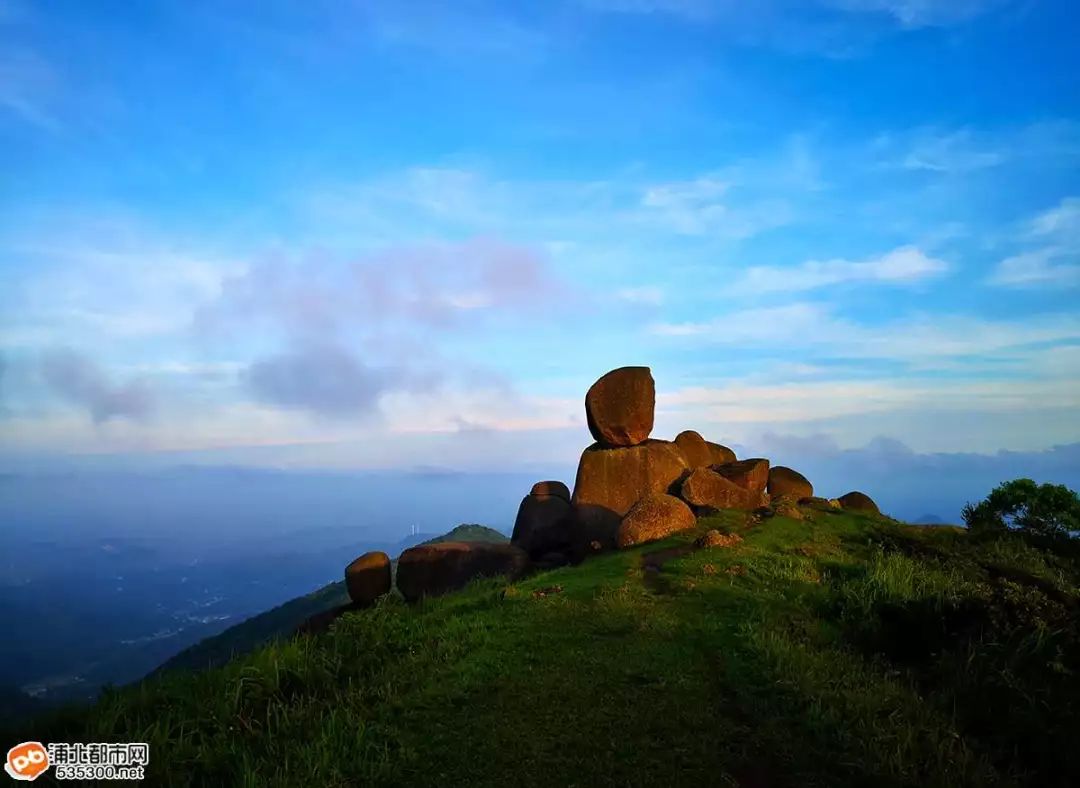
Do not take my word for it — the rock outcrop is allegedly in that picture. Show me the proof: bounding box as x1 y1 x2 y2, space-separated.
837 491 880 514
767 466 813 500
571 439 688 548
706 442 737 465
678 467 755 511
396 542 530 602
344 551 391 606
512 491 572 558
711 458 770 504
798 496 840 512
584 366 655 447
616 494 696 549
674 430 713 469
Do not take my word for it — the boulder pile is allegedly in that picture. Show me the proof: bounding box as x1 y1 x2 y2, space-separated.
342 365 883 607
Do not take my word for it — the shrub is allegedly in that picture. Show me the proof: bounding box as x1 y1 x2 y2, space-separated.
962 479 1080 540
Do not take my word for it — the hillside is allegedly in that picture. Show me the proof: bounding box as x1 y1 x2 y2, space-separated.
155 524 508 675
18 508 1079 786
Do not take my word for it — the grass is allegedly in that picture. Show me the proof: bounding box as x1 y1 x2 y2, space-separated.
13 509 1080 787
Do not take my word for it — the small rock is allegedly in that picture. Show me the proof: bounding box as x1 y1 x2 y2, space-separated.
694 529 743 549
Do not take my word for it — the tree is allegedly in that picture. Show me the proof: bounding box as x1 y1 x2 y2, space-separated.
962 478 1080 540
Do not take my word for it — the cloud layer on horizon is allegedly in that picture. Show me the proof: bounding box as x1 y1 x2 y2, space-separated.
0 0 1077 466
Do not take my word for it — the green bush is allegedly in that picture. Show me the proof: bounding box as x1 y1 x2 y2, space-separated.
962 478 1080 540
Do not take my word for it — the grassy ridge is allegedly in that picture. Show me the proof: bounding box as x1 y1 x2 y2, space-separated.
16 511 1080 786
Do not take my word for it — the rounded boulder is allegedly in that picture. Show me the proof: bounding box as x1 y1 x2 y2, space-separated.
837 491 880 514
767 466 813 500
512 493 572 558
674 430 713 469
345 551 392 606
616 494 696 549
585 366 655 447
706 442 737 465
530 480 570 501
396 542 530 603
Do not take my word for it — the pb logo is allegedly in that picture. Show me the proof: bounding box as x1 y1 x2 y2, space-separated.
4 742 50 781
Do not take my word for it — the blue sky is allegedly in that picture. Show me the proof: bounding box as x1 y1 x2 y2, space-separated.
1 0 1079 471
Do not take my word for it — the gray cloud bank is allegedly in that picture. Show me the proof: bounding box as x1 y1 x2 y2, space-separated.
744 434 1080 522
39 349 155 423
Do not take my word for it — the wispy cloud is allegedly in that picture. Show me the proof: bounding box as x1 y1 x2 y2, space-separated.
825 0 1008 28
729 246 947 294
615 286 665 305
900 129 1005 173
650 302 1080 364
0 47 59 131
989 197 1080 288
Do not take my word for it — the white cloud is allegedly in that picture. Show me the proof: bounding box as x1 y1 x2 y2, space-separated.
650 302 1080 363
1029 196 1080 242
989 248 1079 287
730 245 947 294
658 376 1080 426
988 197 1080 288
638 173 794 238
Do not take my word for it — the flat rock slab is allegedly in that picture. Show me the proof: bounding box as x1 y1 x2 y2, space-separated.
679 467 756 511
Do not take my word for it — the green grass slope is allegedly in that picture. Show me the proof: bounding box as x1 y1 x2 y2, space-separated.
155 524 509 676
17 511 1080 787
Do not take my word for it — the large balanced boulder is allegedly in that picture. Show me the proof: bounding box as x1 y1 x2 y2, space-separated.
837 491 880 514
530 480 570 501
396 542 530 602
678 467 756 511
706 442 737 465
585 366 655 447
571 439 689 548
344 551 392 606
512 492 572 558
711 458 770 503
767 466 813 500
674 430 713 469
616 494 696 549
